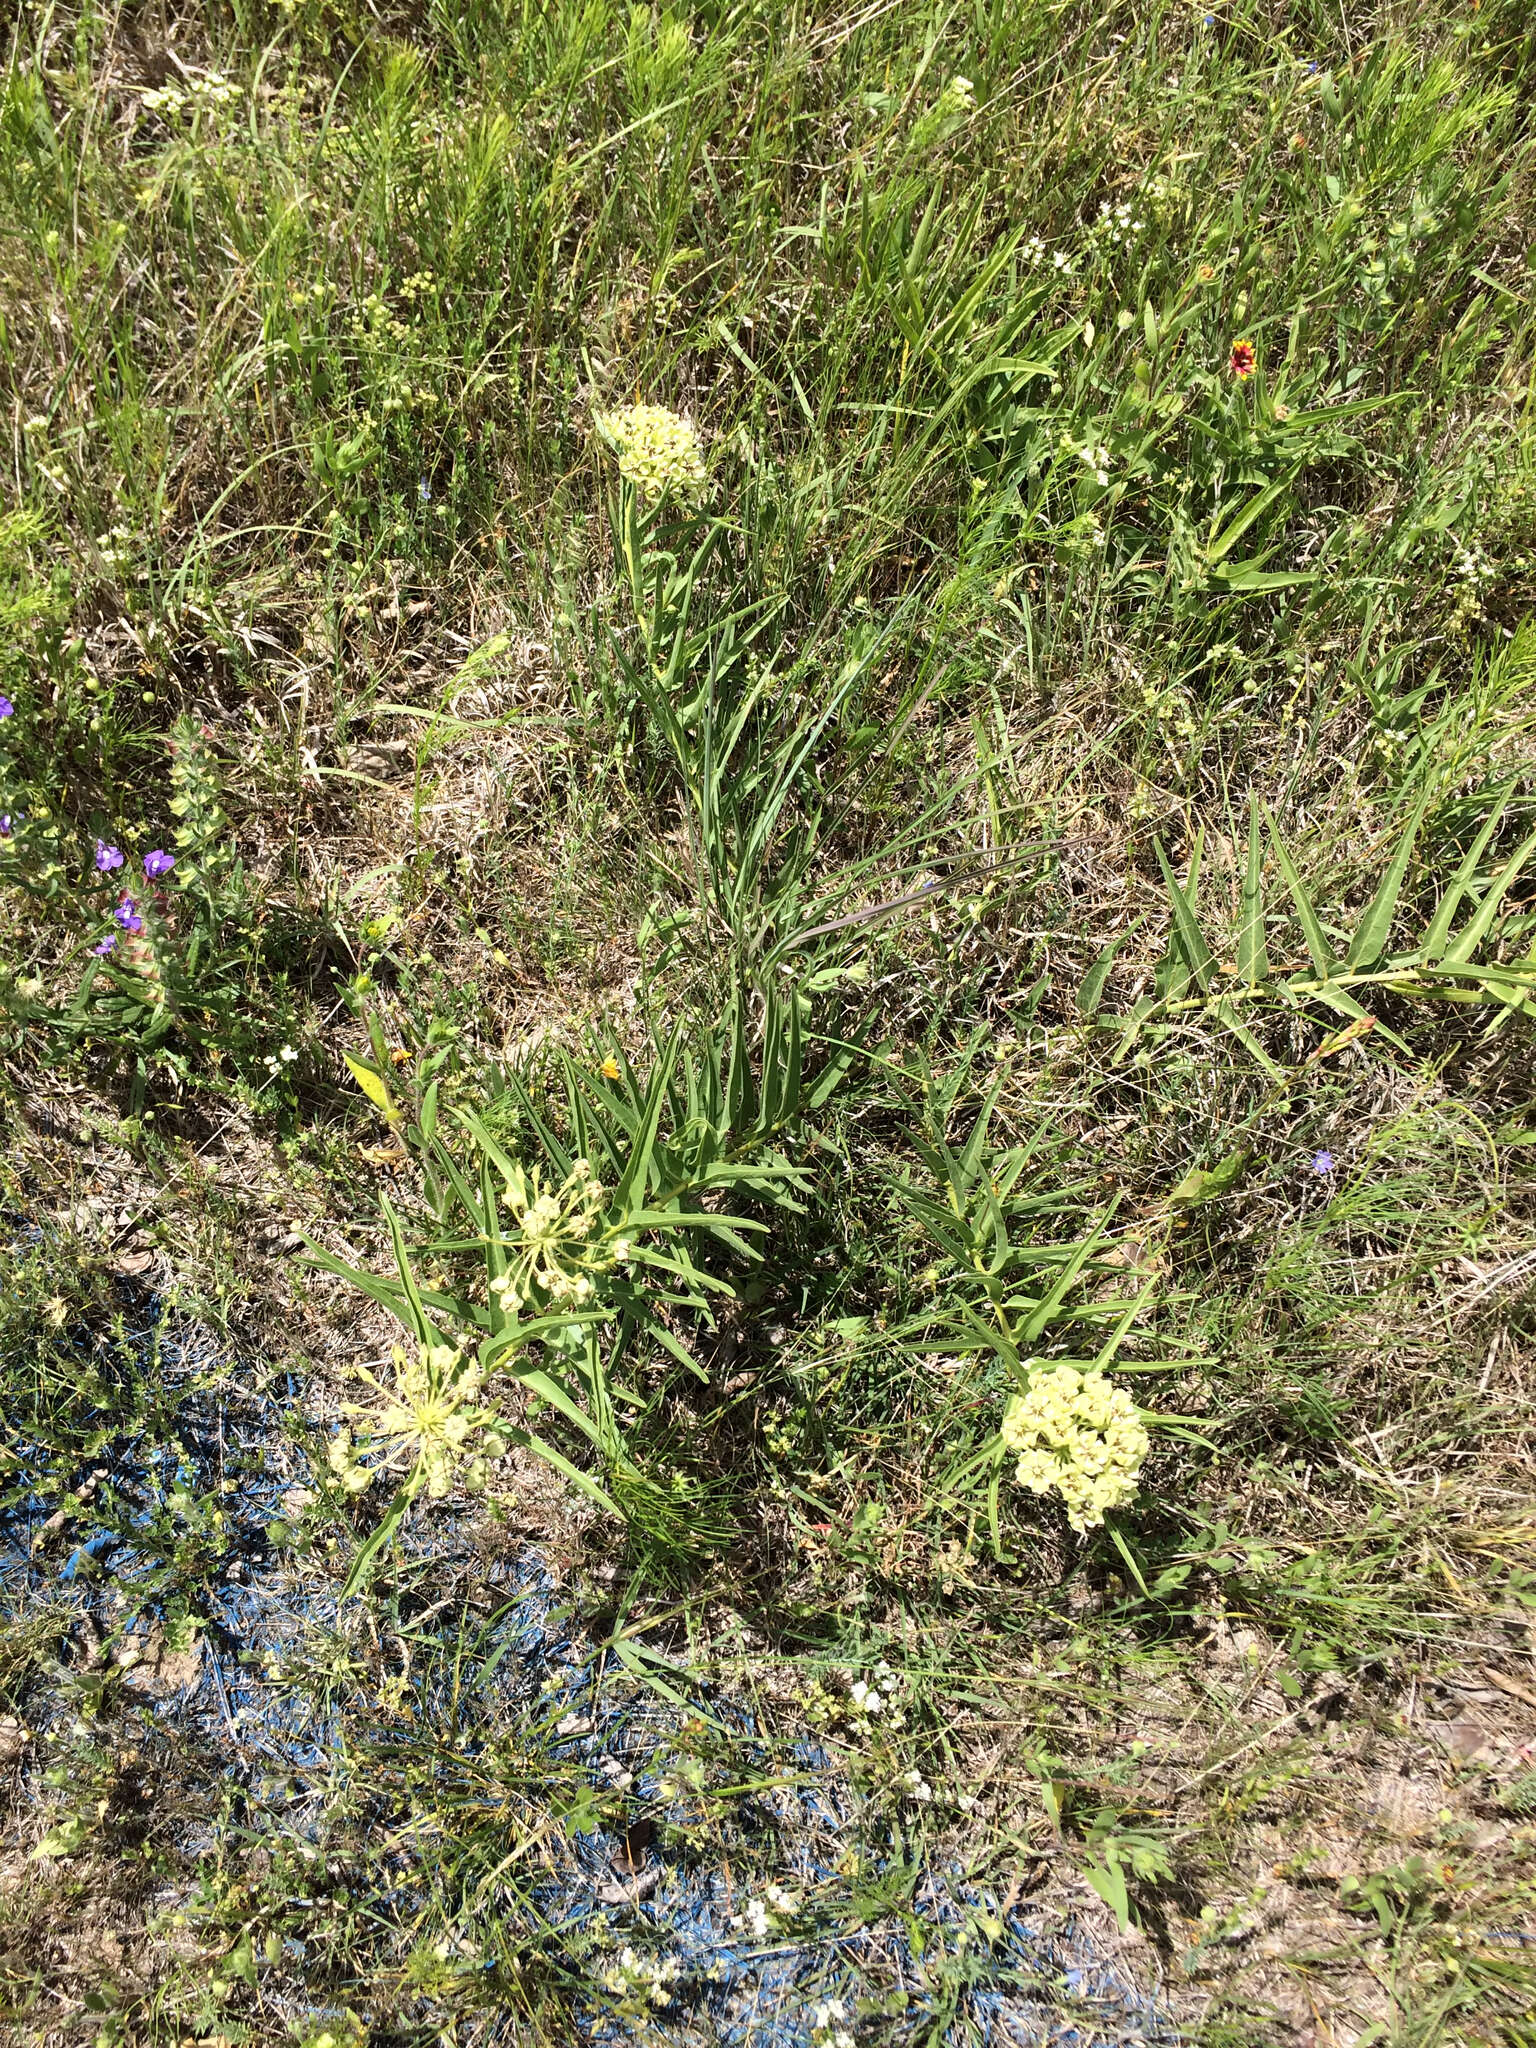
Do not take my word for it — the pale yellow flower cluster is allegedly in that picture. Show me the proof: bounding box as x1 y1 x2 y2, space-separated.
333 1342 505 1499
594 403 706 501
489 1157 613 1311
599 1945 681 2008
1000 1365 1149 1532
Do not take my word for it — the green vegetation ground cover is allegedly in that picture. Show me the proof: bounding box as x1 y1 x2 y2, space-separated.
3 0 1536 2039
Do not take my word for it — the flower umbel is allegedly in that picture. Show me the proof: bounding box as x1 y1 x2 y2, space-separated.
488 1157 617 1312
599 1945 681 2011
1230 337 1257 380
594 403 706 502
337 1342 509 1500
1000 1364 1149 1532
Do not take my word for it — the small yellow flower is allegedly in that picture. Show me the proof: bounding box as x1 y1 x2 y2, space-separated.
601 1054 622 1081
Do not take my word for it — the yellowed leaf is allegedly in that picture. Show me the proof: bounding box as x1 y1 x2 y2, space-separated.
344 1052 399 1121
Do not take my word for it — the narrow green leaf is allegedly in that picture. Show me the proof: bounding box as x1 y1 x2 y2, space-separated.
1091 1277 1159 1368
1237 802 1269 984
1209 999 1284 1080
1206 473 1294 564
1107 1521 1151 1597
1419 800 1508 961
606 1632 696 1712
615 1036 676 1212
383 1198 434 1347
1155 835 1215 992
1347 792 1428 968
1266 817 1337 978
1078 920 1142 1017
1440 827 1536 965
1018 1208 1116 1343
339 1482 415 1601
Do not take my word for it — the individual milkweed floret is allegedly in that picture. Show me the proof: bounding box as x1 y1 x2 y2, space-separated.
1000 1364 1149 1532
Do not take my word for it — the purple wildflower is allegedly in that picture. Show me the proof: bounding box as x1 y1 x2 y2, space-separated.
143 848 176 879
0 815 10 838
95 840 125 873
114 896 143 934
0 693 13 719
1311 1150 1334 1176
93 934 116 955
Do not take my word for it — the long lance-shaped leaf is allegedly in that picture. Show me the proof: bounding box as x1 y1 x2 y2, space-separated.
427 1129 484 1233
1419 793 1512 961
614 1031 678 1212
759 985 788 1131
777 986 804 1130
1237 801 1270 984
1347 791 1429 968
1090 1278 1158 1371
453 1104 527 1189
1205 471 1297 564
956 1083 1002 1197
383 1198 436 1347
1266 815 1337 978
1439 826 1536 966
1210 998 1285 1080
303 1240 411 1323
504 1423 618 1516
476 1337 611 1449
806 1033 865 1110
1155 835 1215 993
480 1155 509 1324
1308 976 1409 1052
339 1480 417 1602
1079 920 1142 1017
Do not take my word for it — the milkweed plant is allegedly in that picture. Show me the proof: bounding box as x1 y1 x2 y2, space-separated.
317 405 1164 1576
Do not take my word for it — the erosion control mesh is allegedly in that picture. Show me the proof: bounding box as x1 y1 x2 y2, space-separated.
0 1283 1176 2046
